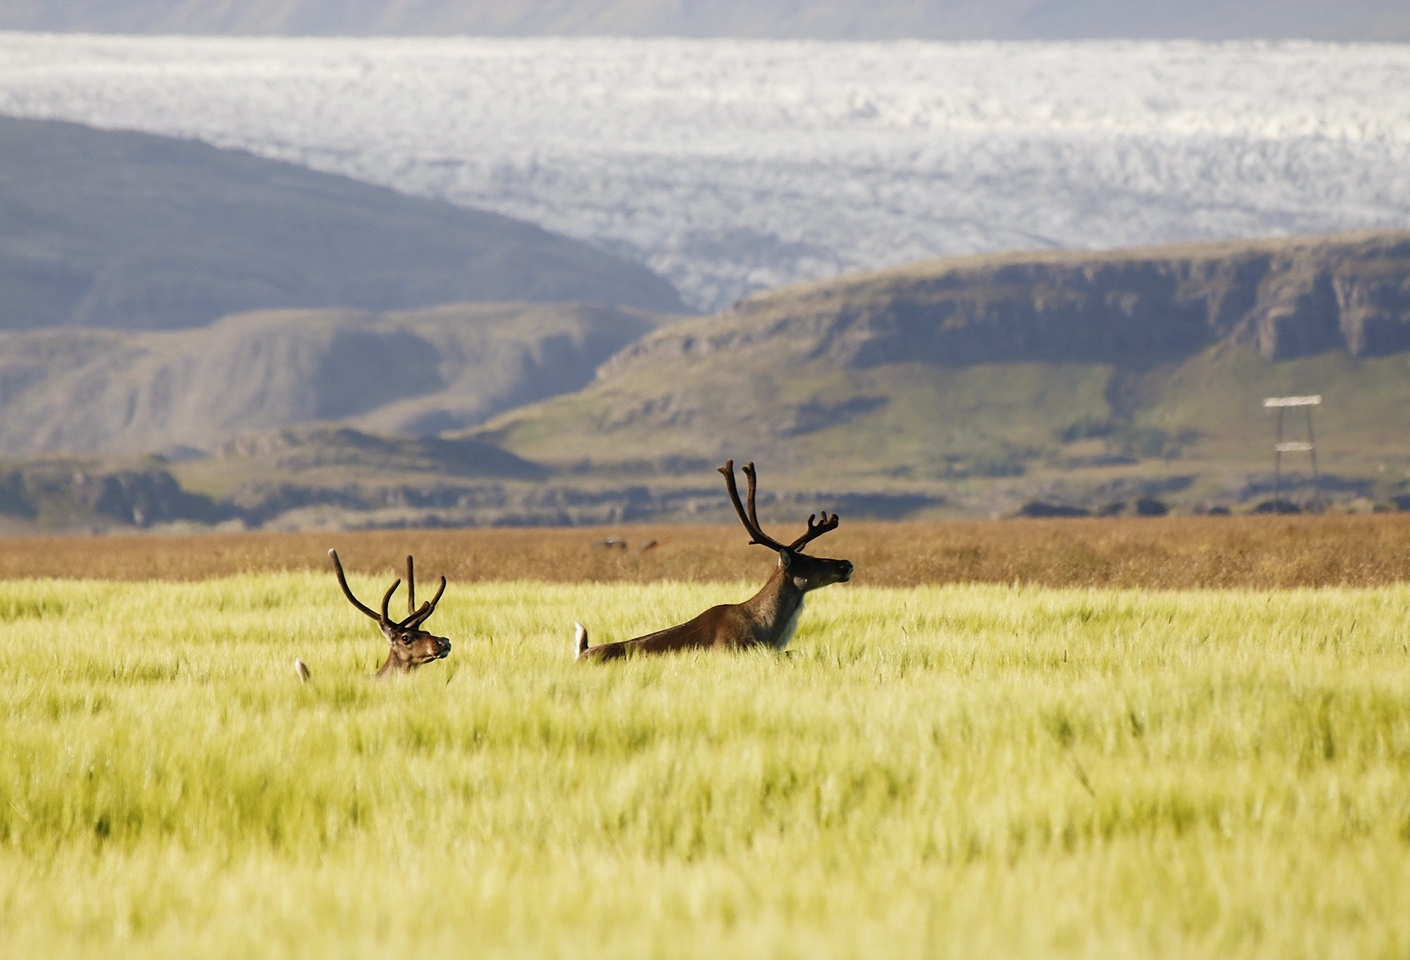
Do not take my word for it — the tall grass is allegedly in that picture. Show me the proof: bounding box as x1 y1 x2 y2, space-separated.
1 575 1408 958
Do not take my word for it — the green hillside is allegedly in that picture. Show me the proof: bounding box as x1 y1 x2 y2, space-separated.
482 336 1410 481
480 232 1410 514
7 231 1410 531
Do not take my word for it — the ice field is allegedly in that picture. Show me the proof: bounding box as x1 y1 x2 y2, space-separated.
2 33 1409 310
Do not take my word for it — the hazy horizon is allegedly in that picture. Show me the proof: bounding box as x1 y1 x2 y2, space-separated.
4 33 1406 311
0 0 1407 42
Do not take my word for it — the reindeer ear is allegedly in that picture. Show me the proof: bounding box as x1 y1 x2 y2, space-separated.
778 549 794 570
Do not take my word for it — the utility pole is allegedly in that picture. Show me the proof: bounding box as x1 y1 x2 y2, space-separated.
1262 395 1322 513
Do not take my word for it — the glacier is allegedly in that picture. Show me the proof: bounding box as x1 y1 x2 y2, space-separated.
1 32 1408 312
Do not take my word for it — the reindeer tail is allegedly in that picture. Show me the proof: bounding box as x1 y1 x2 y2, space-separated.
574 623 589 660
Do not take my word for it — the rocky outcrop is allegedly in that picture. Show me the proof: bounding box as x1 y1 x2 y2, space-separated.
605 232 1410 375
1333 262 1410 356
0 464 227 527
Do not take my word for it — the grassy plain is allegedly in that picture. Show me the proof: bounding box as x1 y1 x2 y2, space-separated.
2 563 1409 958
4 514 1410 587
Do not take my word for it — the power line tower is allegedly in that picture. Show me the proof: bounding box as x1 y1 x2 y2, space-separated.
1262 395 1322 513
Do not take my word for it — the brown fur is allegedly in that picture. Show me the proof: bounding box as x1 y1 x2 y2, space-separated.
577 461 853 661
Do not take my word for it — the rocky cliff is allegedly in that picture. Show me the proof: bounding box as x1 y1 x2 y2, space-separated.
604 232 1410 376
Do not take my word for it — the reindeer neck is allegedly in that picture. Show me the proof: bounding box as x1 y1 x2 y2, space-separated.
374 654 401 679
739 564 807 647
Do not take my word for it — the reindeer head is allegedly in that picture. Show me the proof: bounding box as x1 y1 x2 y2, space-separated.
328 549 452 677
719 460 854 592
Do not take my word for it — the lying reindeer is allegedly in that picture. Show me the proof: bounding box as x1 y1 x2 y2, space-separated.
327 549 451 678
575 460 853 661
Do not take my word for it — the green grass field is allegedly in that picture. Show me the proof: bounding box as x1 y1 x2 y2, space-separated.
2 574 1409 958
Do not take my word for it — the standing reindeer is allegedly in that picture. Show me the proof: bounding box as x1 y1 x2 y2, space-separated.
328 549 452 678
575 460 853 661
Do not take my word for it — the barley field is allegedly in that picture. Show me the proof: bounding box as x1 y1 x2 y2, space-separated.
2 533 1409 957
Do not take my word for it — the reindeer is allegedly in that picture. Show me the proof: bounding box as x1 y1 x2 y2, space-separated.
575 460 853 661
328 549 451 678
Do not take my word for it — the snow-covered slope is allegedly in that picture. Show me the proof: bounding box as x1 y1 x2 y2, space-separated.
3 33 1408 311
2 1 1409 41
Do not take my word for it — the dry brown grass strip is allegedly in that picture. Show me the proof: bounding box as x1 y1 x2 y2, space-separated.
3 514 1410 588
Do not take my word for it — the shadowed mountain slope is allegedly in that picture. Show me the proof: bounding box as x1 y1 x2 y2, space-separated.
482 231 1410 485
0 116 685 331
6 230 1410 531
1 0 1406 41
0 301 667 456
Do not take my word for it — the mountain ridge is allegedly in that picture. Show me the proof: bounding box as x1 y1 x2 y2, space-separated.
0 301 669 457
1 1 1407 41
602 231 1410 381
5 230 1410 531
0 115 684 331
483 230 1410 490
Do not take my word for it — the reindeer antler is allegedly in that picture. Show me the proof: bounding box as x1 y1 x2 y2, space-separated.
741 462 765 533
329 549 445 630
404 577 446 630
789 510 840 551
401 554 445 628
720 460 789 551
379 579 403 625
718 460 840 554
329 548 382 621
